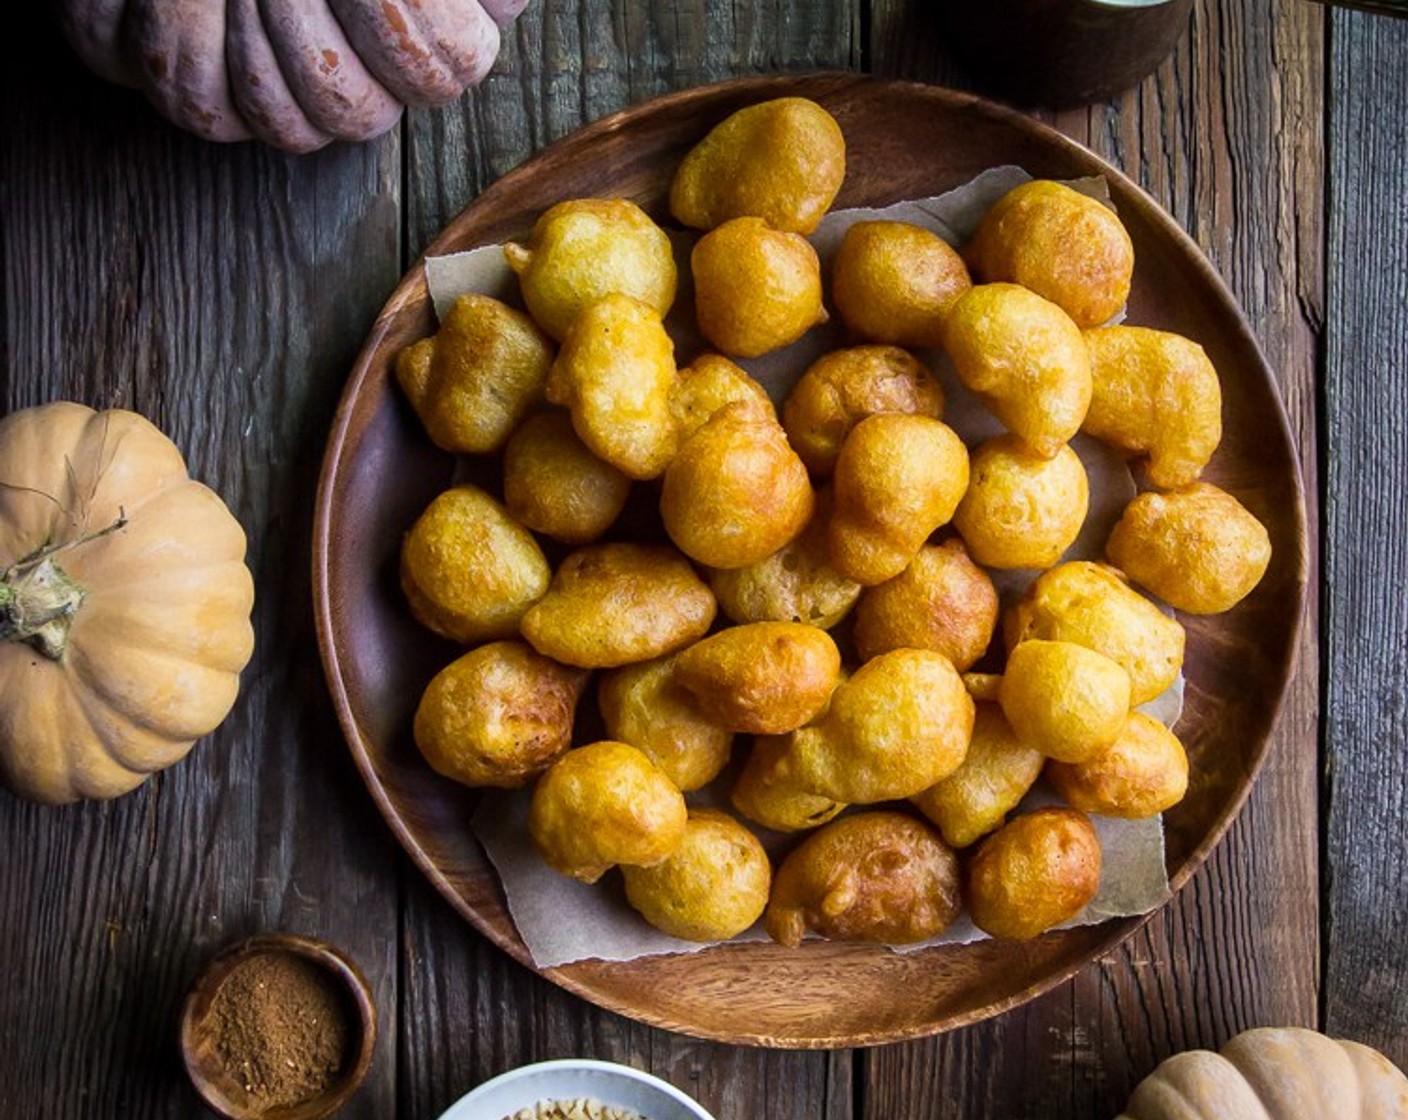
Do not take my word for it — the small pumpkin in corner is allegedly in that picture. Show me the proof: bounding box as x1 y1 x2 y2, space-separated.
0 402 255 804
1120 1026 1408 1120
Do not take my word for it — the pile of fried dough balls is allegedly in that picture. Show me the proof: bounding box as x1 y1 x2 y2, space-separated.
396 96 1273 949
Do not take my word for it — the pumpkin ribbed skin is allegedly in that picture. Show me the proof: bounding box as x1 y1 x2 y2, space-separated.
1119 1027 1408 1120
0 403 255 803
56 0 531 152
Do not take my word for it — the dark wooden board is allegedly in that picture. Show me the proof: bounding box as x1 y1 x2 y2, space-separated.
865 0 1325 1112
1323 8 1408 1068
0 9 403 1118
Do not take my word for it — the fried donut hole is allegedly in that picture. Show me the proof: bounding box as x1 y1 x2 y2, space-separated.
829 413 970 586
396 293 554 454
765 811 962 948
400 484 549 644
731 734 847 834
503 197 677 340
965 179 1134 329
781 345 945 477
622 809 772 941
943 282 1092 459
1005 560 1185 706
546 293 679 481
853 539 999 669
413 641 587 789
831 220 972 347
708 490 861 630
787 648 975 803
520 543 716 669
597 654 734 792
669 353 775 442
967 806 1102 940
528 741 687 884
999 639 1132 763
1082 325 1223 489
911 703 1044 849
1046 711 1190 819
674 621 841 735
962 671 1004 703
953 435 1090 570
661 404 815 569
692 217 827 358
1106 482 1272 614
669 96 846 235
502 411 631 545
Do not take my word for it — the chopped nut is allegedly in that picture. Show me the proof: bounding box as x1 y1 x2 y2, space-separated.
498 1099 649 1120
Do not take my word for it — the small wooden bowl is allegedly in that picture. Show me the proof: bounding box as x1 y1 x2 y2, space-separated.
179 934 377 1120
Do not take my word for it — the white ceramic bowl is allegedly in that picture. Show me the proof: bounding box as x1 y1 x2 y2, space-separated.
435 1059 716 1120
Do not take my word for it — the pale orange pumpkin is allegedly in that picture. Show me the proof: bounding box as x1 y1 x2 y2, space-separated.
0 402 255 803
1120 1027 1408 1120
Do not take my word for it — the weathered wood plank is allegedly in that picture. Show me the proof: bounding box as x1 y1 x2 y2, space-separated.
867 0 1323 1113
1323 9 1408 1068
0 10 403 1118
396 4 859 1117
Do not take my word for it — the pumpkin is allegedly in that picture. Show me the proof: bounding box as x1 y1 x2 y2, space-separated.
1120 1027 1408 1120
0 402 255 804
55 0 531 152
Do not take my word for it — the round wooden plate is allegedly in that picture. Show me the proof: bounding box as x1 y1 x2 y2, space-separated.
312 73 1307 1049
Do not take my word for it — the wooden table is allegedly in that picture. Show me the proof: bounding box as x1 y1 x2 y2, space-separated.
1 2 1403 1117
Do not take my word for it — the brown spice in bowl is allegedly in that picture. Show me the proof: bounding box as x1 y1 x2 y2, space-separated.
205 951 350 1108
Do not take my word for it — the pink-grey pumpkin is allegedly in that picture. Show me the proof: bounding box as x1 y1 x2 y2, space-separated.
57 0 530 151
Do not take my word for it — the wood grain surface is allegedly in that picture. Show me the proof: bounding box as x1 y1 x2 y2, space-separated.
2 0 1397 1115
1323 8 1408 1065
0 12 403 1119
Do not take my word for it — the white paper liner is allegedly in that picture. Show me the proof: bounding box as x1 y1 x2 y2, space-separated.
426 166 1180 967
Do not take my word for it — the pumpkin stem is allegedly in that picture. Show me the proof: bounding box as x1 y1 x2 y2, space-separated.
0 511 128 660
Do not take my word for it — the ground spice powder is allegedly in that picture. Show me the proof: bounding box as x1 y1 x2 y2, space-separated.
206 951 349 1109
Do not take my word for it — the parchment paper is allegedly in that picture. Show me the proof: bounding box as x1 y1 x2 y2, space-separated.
425 166 1178 967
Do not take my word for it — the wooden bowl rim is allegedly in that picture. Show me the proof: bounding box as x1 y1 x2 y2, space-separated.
179 933 378 1118
311 71 1308 1048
